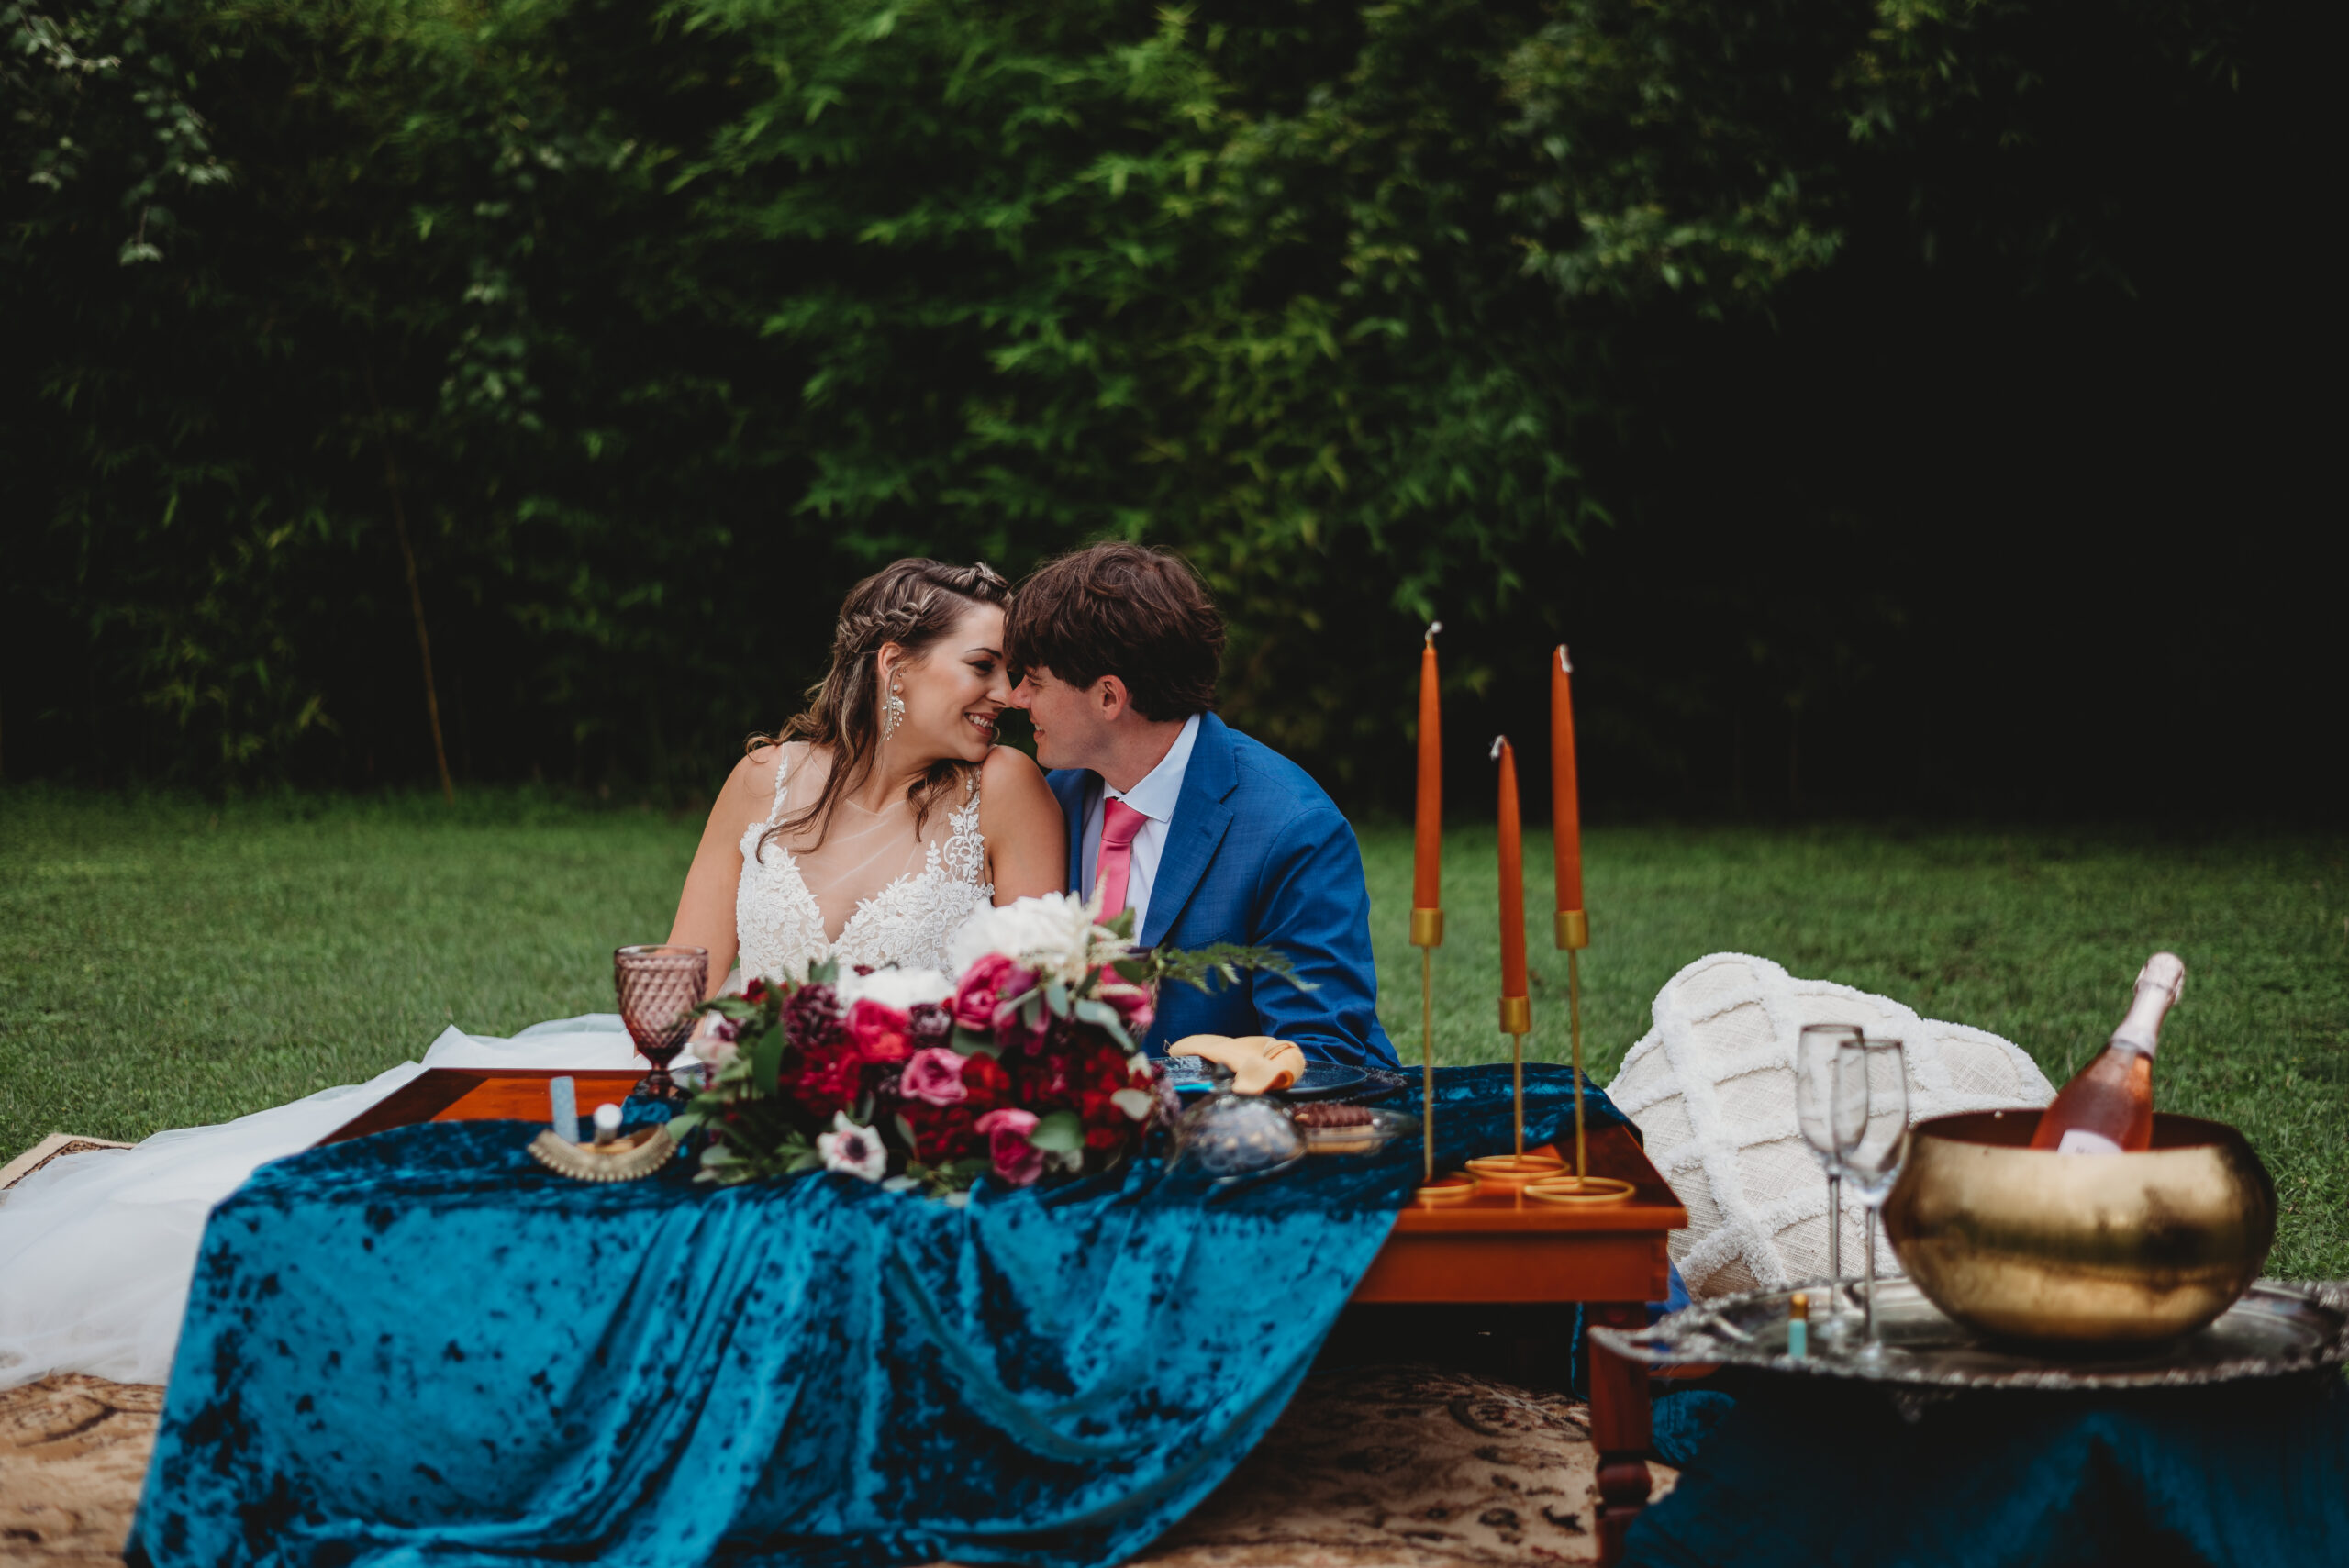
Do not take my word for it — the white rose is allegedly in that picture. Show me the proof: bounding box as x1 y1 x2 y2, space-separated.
835 965 952 1010
947 893 1126 983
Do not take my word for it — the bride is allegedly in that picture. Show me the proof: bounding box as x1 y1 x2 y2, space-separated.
0 558 1065 1390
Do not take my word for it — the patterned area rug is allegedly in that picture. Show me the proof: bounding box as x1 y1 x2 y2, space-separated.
0 1376 161 1567
0 1365 1670 1566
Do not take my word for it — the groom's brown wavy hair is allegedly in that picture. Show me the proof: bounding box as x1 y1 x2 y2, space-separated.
1007 543 1222 720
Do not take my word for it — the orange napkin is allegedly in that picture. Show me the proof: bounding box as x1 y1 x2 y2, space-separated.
1169 1034 1308 1095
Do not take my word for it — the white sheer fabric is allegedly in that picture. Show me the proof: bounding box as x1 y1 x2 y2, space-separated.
0 749 997 1391
735 742 991 981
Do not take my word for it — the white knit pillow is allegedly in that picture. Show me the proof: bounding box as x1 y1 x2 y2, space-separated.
1605 952 2055 1301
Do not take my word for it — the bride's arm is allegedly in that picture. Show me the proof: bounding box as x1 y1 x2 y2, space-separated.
977 745 1067 904
666 748 778 996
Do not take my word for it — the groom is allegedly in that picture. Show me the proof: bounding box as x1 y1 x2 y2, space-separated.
1007 543 1398 1070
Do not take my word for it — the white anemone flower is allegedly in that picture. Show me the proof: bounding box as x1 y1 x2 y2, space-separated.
817 1112 888 1183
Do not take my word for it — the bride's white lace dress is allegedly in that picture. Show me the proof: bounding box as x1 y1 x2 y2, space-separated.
0 748 991 1389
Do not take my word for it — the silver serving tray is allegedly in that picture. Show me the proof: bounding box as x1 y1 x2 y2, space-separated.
1589 1278 2349 1392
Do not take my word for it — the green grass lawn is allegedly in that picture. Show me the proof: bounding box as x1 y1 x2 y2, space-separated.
4 786 2344 1273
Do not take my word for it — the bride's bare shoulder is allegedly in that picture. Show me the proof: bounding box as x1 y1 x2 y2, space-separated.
978 743 1051 795
977 746 1060 832
720 740 823 811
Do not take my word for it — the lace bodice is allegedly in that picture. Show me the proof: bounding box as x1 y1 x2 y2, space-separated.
736 747 992 980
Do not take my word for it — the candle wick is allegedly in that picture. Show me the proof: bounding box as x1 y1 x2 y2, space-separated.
1490 736 1508 761
1425 619 1442 644
1558 645 1573 673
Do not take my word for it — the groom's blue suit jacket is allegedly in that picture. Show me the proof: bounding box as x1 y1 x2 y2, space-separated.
1047 712 1398 1071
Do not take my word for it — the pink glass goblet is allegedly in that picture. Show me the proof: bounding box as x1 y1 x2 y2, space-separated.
615 944 708 1103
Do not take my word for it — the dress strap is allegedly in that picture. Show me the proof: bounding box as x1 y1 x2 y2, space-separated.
763 745 794 827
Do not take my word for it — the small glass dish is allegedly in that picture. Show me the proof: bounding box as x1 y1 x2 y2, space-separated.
1170 1092 1306 1179
1291 1106 1419 1157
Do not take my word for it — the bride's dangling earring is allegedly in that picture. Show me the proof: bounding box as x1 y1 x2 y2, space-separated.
883 679 906 741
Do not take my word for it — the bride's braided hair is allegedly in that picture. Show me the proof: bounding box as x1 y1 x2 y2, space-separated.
751 558 1010 858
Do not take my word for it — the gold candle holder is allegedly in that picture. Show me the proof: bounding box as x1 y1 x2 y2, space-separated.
1458 994 1552 1193
1531 906 1627 1201
1499 993 1531 1159
1410 906 1444 1189
1558 909 1590 1181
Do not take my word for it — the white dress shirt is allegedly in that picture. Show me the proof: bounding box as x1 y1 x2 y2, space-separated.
1078 714 1202 937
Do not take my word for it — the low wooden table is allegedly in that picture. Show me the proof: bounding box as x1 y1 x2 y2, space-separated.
1352 1122 1687 1564
322 1072 1687 1565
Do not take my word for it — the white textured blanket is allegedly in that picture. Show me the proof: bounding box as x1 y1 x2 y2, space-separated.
1606 953 2055 1300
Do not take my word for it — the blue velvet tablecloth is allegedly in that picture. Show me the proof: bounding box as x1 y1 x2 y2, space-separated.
1624 1371 2349 1568
129 1065 1627 1568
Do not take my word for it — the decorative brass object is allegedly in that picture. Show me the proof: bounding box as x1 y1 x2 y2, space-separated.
1414 1172 1478 1207
529 1125 676 1183
1555 910 1588 950
1882 1109 2277 1349
1524 1173 1635 1206
1466 1151 1565 1191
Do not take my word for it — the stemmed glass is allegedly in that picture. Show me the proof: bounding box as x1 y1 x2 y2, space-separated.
1831 1036 1910 1365
615 944 708 1103
1795 1022 1864 1340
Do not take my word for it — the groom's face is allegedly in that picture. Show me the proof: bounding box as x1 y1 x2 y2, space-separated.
1008 666 1116 773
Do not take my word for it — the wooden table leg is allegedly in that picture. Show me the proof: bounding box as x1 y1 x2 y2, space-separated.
1586 1301 1653 1566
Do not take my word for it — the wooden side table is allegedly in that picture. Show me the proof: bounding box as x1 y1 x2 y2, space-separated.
1351 1120 1687 1565
319 1067 646 1145
321 1073 1686 1564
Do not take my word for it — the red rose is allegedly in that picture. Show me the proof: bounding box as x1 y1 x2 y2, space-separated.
975 1108 1043 1186
846 999 914 1063
743 978 770 1006
952 953 1036 1031
959 1052 1012 1108
785 1041 864 1117
902 1103 977 1166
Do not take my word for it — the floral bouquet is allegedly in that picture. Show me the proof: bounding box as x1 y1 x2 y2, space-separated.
669 894 1293 1198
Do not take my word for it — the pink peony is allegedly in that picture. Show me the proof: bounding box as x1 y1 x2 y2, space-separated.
975 1107 1044 1186
899 1047 971 1106
1095 978 1156 1040
951 952 1036 1031
846 999 914 1062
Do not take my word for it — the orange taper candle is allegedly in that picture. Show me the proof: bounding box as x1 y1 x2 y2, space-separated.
1412 625 1443 915
1551 645 1585 924
1494 736 1529 1005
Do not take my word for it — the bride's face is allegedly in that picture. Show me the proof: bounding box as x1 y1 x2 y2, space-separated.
883 603 1011 765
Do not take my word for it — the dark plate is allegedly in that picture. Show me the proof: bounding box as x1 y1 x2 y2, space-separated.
1160 1057 1369 1101
1283 1063 1369 1101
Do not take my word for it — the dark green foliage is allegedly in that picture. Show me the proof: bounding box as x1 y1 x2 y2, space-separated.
3 0 2310 814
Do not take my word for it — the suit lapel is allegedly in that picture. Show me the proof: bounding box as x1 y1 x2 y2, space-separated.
1048 768 1098 896
1140 714 1238 949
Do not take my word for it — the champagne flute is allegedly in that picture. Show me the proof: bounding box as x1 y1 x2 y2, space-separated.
1831 1037 1909 1366
1795 1022 1864 1340
615 944 708 1103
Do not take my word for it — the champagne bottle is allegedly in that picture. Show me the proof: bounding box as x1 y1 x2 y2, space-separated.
2031 952 2187 1154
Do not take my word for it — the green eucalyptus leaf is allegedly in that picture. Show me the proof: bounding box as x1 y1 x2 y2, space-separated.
751 1029 785 1096
1028 1110 1085 1153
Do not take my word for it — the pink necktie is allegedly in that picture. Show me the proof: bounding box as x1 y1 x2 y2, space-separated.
1095 799 1149 917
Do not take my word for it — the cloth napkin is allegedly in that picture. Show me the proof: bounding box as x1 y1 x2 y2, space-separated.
1169 1034 1308 1094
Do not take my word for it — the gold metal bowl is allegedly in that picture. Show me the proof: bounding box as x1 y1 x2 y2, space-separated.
1881 1110 2277 1351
